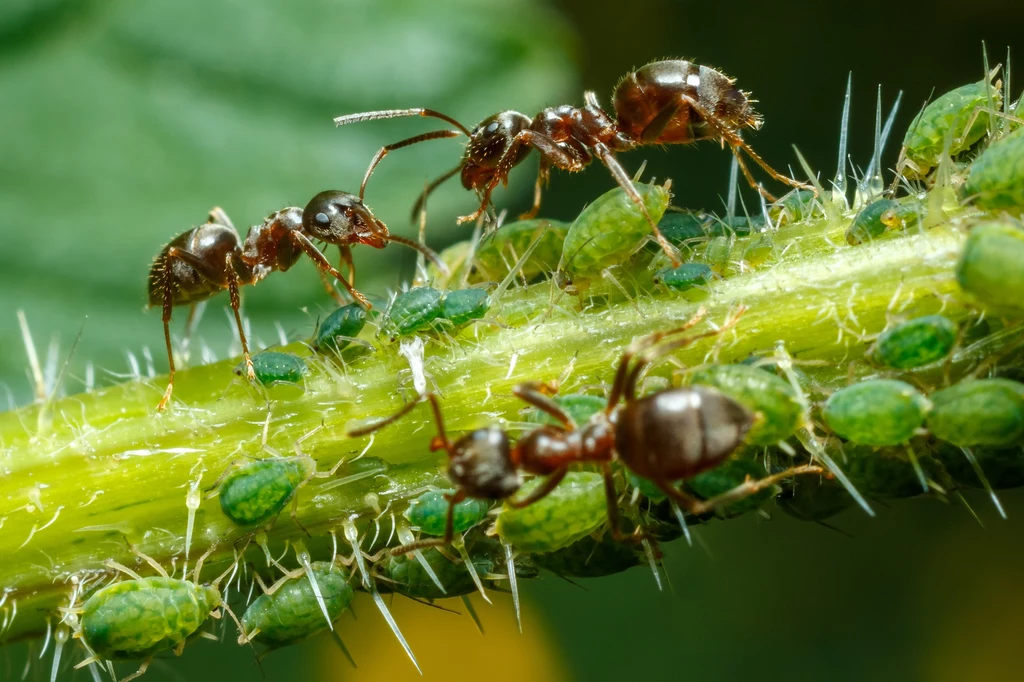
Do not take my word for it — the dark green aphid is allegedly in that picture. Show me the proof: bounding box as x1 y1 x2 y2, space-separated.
218 457 312 526
388 287 444 335
956 220 1024 316
776 475 853 522
377 548 494 600
440 288 490 326
713 215 762 235
687 457 774 515
532 532 644 578
81 577 221 660
525 393 606 427
404 490 490 536
900 76 1003 179
690 364 803 445
240 562 353 648
927 379 1024 446
846 198 899 245
869 315 957 369
474 218 570 281
653 262 714 291
933 442 1024 490
770 189 820 225
236 351 307 386
657 211 712 245
562 182 671 278
963 127 1024 211
843 445 926 499
495 471 606 553
822 379 930 446
314 303 368 353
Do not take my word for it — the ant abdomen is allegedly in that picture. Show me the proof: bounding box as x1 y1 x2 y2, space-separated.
148 223 245 308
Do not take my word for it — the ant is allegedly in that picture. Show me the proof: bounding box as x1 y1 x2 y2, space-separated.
348 307 823 554
334 59 813 267
148 196 443 410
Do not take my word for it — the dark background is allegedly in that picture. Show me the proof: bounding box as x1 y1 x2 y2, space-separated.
1 0 1022 680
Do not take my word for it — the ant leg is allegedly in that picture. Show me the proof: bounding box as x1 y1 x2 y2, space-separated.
359 129 463 201
410 165 461 222
519 162 550 220
601 463 644 543
333 107 472 136
383 234 449 276
730 147 778 202
512 381 576 430
506 468 567 509
654 479 706 516
157 263 176 411
389 489 466 556
689 464 824 516
224 255 254 381
339 245 356 287
591 142 682 267
287 231 372 309
346 394 429 438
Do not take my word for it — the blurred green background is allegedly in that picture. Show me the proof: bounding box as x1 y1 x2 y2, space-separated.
2 0 1023 680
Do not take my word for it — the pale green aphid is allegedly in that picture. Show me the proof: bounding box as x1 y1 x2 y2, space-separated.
963 127 1024 211
218 457 313 527
822 379 930 446
689 364 803 445
495 471 606 553
926 378 1024 446
404 489 491 536
956 219 1024 316
474 218 570 282
868 315 958 369
240 562 353 648
561 181 671 278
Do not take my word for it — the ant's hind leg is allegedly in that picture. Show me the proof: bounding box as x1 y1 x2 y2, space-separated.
225 257 254 381
689 464 824 516
388 490 465 556
157 262 177 411
506 468 567 509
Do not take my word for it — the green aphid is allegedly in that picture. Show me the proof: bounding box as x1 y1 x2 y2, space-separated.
236 351 307 386
770 189 821 225
240 562 353 648
900 76 1003 179
822 379 930 446
964 127 1024 211
687 457 774 515
933 442 1024 490
846 198 899 245
657 211 712 245
843 445 926 499
927 379 1024 446
81 577 221 660
869 315 957 369
495 471 606 553
377 548 494 600
474 218 570 281
690 364 803 445
776 475 853 521
525 393 606 427
653 262 714 291
403 489 491 536
532 532 643 578
440 288 490 326
956 220 1024 316
314 303 368 353
561 182 671 278
388 287 444 335
879 199 926 232
218 457 312 527
702 235 732 273
742 234 774 268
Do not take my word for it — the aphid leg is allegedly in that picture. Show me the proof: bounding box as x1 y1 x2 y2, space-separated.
688 464 825 516
520 161 550 220
512 381 576 429
591 143 682 267
359 129 464 200
287 231 373 309
224 255 254 382
118 658 151 682
505 469 567 509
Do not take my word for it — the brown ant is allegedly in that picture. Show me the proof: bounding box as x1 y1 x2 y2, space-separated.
334 59 813 267
348 308 823 554
148 195 444 410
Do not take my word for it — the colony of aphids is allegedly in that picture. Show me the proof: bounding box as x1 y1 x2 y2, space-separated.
1 53 1023 680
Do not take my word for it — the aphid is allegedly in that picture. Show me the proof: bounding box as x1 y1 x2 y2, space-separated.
963 127 1024 211
239 561 354 649
868 315 958 369
769 188 821 225
439 288 490 326
236 351 307 386
879 199 926 233
404 490 491 537
495 472 607 553
653 262 714 291
561 182 671 278
375 547 495 601
313 302 368 354
926 379 1024 446
473 218 571 282
741 233 774 268
387 287 444 336
689 364 803 445
821 379 930 446
776 475 854 522
334 59 811 265
217 457 312 527
686 457 774 515
843 444 928 499
656 211 713 245
349 308 822 555
532 531 645 578
845 198 899 245
702 235 733 274
897 73 1003 180
956 219 1024 315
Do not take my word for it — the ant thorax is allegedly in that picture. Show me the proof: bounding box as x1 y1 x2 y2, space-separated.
240 208 304 281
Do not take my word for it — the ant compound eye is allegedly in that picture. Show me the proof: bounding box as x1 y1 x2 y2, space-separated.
484 121 501 136
315 212 330 226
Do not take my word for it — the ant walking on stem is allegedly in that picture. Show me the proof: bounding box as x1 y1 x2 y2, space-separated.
334 60 813 267
348 307 823 556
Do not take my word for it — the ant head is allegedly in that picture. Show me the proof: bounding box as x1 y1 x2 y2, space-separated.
460 111 533 190
302 191 389 249
240 208 304 281
446 427 521 500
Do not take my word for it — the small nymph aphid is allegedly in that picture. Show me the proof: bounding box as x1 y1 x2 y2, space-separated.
236 351 307 386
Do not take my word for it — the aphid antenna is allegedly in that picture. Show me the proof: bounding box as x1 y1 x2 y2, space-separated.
394 521 448 596
501 540 522 634
37 321 84 435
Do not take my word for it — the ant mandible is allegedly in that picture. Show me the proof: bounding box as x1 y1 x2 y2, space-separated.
148 195 444 410
348 307 823 554
333 59 813 268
